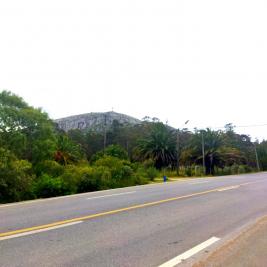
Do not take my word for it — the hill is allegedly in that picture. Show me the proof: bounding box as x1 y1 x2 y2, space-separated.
55 111 141 132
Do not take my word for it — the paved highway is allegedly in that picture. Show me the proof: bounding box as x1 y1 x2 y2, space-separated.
1 173 267 267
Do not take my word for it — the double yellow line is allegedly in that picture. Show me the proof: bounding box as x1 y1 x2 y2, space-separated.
0 182 255 239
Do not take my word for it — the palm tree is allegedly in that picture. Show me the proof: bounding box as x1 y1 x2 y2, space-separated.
184 129 245 175
55 135 82 165
137 123 176 169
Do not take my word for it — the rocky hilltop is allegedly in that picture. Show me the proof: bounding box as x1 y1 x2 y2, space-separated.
55 111 141 132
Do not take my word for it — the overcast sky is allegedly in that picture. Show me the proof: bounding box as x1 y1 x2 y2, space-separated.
1 0 267 140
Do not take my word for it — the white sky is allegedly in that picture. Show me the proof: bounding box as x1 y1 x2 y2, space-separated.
1 0 267 140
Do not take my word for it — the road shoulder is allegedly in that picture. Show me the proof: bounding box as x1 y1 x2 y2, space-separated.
192 215 267 267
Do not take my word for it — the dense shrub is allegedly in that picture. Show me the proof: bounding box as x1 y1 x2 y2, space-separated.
94 156 131 180
143 159 155 169
94 156 148 187
34 160 65 177
144 167 158 181
77 166 111 192
216 164 254 176
59 165 92 194
0 148 34 203
33 174 68 198
91 145 129 162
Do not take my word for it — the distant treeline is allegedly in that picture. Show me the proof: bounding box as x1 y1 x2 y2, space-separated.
1 91 267 203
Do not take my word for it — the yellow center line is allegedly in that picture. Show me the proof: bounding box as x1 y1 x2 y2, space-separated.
0 182 258 238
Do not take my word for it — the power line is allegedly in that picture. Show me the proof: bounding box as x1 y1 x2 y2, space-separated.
185 123 267 131
232 123 267 128
213 123 267 129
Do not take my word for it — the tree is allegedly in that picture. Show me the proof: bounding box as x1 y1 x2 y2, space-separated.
0 91 57 164
55 134 83 165
91 144 129 162
257 140 267 170
186 129 225 175
0 148 34 203
222 126 256 168
183 128 247 175
137 122 176 169
85 131 105 160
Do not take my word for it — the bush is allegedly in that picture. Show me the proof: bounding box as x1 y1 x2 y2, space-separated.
0 148 34 203
77 166 111 192
94 156 148 187
34 160 65 177
230 164 239 175
143 159 155 169
91 145 128 162
145 167 158 181
238 165 246 174
216 164 253 176
221 166 231 175
59 165 92 194
94 156 131 180
33 174 68 198
185 167 192 177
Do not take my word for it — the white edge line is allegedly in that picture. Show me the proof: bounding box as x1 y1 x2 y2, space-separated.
0 221 83 241
87 191 136 200
217 185 240 192
190 181 210 185
158 237 220 267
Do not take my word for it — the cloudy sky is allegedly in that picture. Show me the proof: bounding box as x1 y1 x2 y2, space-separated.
1 0 267 140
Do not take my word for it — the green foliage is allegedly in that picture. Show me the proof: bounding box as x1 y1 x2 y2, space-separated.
0 148 34 203
58 165 87 194
94 156 132 180
1 90 265 203
0 90 57 164
215 164 253 176
183 129 250 175
91 144 128 162
144 167 158 181
33 174 68 198
85 131 105 160
257 141 267 170
34 160 65 177
77 166 112 192
143 158 155 168
188 129 224 175
137 123 176 169
55 134 84 165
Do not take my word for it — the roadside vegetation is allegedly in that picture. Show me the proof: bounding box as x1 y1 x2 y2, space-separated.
1 91 266 203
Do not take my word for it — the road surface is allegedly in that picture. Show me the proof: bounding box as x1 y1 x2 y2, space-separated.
1 172 267 267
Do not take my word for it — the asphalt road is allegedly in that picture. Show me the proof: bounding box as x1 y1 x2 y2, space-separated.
1 172 267 267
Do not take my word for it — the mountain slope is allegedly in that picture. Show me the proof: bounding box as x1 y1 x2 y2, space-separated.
55 111 141 132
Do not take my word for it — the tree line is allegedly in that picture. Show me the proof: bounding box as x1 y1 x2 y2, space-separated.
1 91 266 203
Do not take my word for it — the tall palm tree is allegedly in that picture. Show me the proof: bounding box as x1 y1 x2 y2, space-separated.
184 129 245 175
137 123 176 169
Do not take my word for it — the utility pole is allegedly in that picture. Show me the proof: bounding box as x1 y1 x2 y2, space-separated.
254 144 260 172
103 114 107 153
176 120 189 176
202 131 206 175
176 129 180 176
